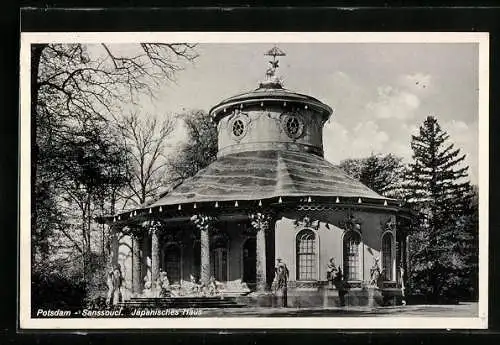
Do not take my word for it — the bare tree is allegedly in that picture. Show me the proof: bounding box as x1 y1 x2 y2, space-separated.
117 112 175 209
31 42 197 267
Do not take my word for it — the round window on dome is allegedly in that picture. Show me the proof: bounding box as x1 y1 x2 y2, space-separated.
282 113 304 139
232 119 245 137
286 116 300 135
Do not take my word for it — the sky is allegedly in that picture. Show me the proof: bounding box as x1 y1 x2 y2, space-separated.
128 43 479 184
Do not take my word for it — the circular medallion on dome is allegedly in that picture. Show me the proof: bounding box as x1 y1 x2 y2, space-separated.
282 112 304 139
228 113 249 141
233 119 245 136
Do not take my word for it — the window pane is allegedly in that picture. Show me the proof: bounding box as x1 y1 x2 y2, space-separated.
343 232 360 281
296 230 316 281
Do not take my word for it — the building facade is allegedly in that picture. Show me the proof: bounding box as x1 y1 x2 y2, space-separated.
103 48 411 306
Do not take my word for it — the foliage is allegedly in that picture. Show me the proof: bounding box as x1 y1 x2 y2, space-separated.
167 110 218 185
338 153 405 198
31 43 197 300
404 116 477 301
31 260 86 313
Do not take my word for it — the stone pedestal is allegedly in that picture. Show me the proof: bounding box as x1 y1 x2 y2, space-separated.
322 286 342 308
367 286 384 307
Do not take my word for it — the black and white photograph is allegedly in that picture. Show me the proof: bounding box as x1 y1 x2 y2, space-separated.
19 32 488 329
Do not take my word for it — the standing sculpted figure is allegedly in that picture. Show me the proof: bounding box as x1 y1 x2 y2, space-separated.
369 257 381 286
106 264 123 306
274 258 289 307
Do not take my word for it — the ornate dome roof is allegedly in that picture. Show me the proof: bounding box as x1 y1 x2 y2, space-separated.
209 84 333 123
210 46 332 123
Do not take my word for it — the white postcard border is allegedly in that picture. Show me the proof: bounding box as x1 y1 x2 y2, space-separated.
19 31 489 330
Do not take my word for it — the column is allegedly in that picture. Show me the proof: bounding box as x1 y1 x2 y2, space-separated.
402 232 408 284
200 227 210 285
250 212 272 292
395 233 401 284
401 231 409 302
141 232 150 285
151 224 160 291
191 215 215 285
131 233 142 295
256 226 267 291
108 225 119 269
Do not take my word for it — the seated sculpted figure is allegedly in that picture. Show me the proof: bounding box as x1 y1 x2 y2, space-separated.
189 274 201 296
158 270 171 297
142 280 154 297
207 276 218 296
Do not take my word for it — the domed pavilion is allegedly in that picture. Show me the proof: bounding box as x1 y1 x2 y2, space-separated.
101 46 412 307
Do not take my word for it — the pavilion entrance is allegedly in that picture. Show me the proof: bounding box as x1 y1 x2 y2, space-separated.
242 237 257 285
211 233 229 282
162 243 182 284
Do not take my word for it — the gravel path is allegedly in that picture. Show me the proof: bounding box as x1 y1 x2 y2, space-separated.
198 302 478 317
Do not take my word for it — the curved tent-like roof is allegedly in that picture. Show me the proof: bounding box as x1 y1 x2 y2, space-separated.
150 150 386 208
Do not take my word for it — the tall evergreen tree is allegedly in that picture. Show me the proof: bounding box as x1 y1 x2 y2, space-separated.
338 153 405 198
404 116 475 301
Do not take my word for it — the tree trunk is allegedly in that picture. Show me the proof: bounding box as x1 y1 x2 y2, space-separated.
81 204 87 281
108 226 119 269
31 44 46 263
87 192 92 255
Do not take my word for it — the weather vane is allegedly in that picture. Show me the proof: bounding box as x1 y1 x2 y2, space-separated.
263 45 286 85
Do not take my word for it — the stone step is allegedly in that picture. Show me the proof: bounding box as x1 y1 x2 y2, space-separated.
130 296 230 301
126 300 237 305
121 303 245 309
118 296 246 309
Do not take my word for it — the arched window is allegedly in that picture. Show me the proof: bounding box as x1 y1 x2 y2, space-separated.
382 233 393 281
343 231 361 281
164 244 181 284
296 229 317 281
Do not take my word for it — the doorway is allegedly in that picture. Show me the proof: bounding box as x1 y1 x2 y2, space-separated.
242 237 256 284
162 244 181 284
211 234 229 282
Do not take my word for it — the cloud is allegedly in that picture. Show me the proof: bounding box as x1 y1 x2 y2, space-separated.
365 86 421 120
312 70 366 113
362 72 434 121
323 120 390 164
402 122 419 135
316 70 477 184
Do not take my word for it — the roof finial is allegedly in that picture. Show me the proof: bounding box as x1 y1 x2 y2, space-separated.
260 45 286 88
